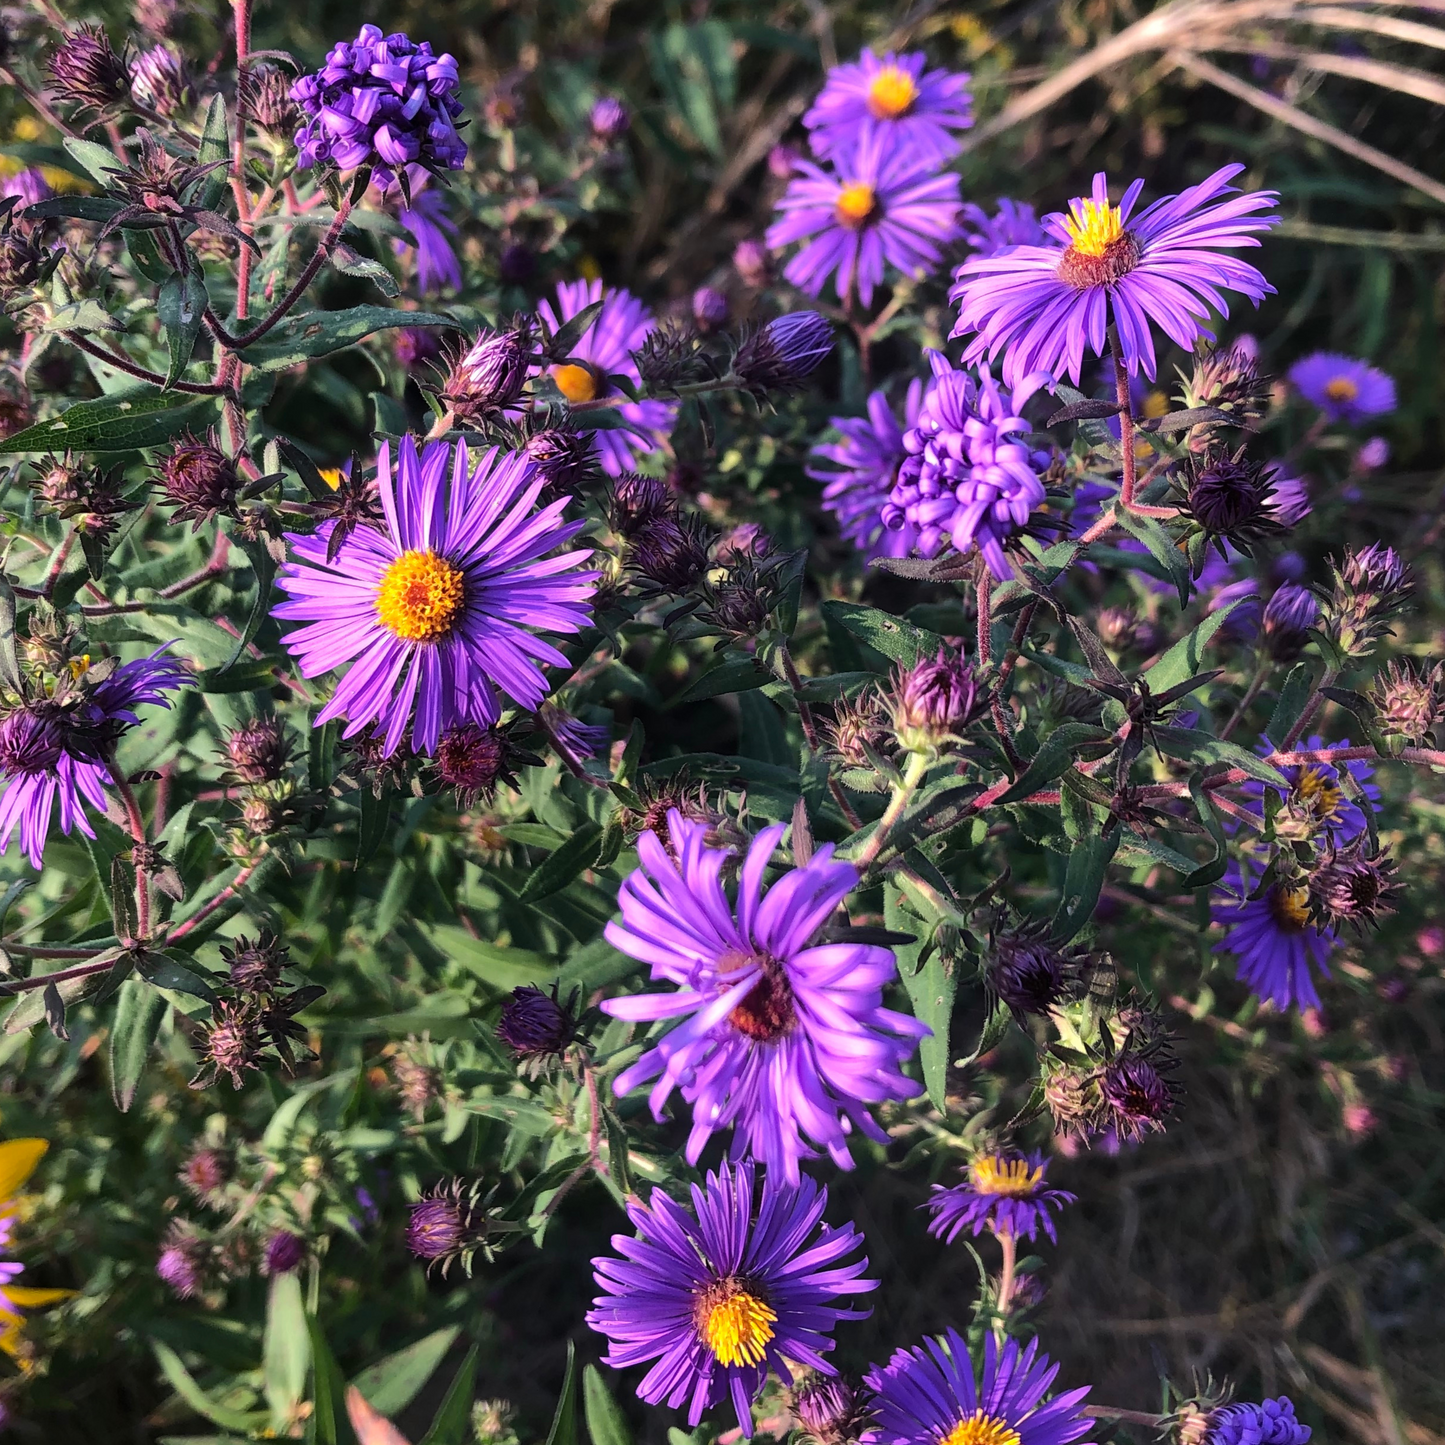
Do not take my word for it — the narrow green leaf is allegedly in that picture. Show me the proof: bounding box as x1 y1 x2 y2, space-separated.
62 136 121 185
219 538 275 673
583 1365 632 1445
0 576 22 692
151 1339 265 1432
516 822 605 902
263 1272 311 1432
158 265 210 391
0 387 219 455
418 1344 478 1445
306 1315 351 1445
1051 831 1120 942
545 1342 579 1445
1142 601 1243 693
109 977 166 1111
243 307 453 372
821 600 944 667
666 658 770 708
995 723 1112 804
197 96 230 210
350 1327 461 1417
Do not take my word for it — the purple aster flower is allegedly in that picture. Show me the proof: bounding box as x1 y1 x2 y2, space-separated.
263 1230 306 1276
541 701 610 770
1262 582 1319 657
394 172 460 293
602 812 928 1184
1213 861 1334 1012
1288 352 1396 425
534 279 678 476
1264 466 1310 527
951 165 1279 385
273 437 598 756
289 24 466 191
864 1329 1093 1445
807 379 926 560
766 136 962 307
734 312 836 394
924 1151 1075 1245
590 96 630 142
0 649 190 869
960 198 1046 259
1202 1396 1311 1445
880 353 1053 577
693 285 730 332
1 168 53 217
803 51 971 165
586 1161 875 1436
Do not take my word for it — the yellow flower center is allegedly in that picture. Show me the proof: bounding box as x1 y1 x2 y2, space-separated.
835 182 877 230
1325 376 1359 404
968 1155 1043 1198
867 65 919 119
1062 197 1126 258
1294 766 1344 824
551 363 600 404
941 1411 1022 1445
319 467 344 491
375 549 466 643
697 1281 777 1367
1270 883 1311 931
1142 389 1170 419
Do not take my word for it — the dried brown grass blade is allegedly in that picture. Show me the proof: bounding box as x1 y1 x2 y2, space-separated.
1202 35 1445 105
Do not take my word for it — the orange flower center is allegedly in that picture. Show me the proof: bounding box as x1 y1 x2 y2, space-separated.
1325 376 1359 404
835 182 877 230
550 362 600 404
695 1279 776 1366
867 65 919 119
375 549 465 643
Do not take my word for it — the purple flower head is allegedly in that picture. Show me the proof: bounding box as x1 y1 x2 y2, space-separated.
803 51 972 166
1264 465 1310 527
733 312 835 394
131 43 191 117
693 285 729 332
273 437 598 757
263 1230 306 1276
289 24 466 191
734 238 771 288
924 1151 1075 1245
1288 352 1395 425
156 1222 206 1299
807 379 927 560
1262 582 1319 658
590 96 630 142
864 1330 1093 1445
766 136 962 307
1247 735 1378 844
795 1378 873 1445
541 701 610 770
394 173 460 293
602 812 928 1185
881 353 1053 577
0 649 190 869
1204 1396 1311 1445
889 648 982 753
1099 1052 1174 1141
1357 435 1390 471
951 165 1279 385
1 170 53 216
496 983 578 1068
960 198 1046 259
586 1161 876 1436
1213 862 1334 1012
534 279 678 476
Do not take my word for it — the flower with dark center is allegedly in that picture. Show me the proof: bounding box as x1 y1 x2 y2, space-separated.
439 325 533 421
130 43 192 117
406 1178 498 1276
692 285 729 332
289 24 466 191
1099 1048 1176 1141
733 238 771 288
607 472 673 538
157 432 240 529
1369 659 1443 748
1261 583 1319 661
178 1147 229 1204
239 64 301 138
1307 839 1399 934
1322 543 1411 659
156 1221 207 1299
793 1378 873 1445
589 96 630 141
952 166 1278 386
888 648 983 756
985 924 1082 1021
924 1150 1076 1244
588 1161 875 1433
220 930 290 994
223 717 290 784
495 984 579 1075
628 513 713 593
1183 449 1280 546
603 813 927 1183
263 1230 306 1277
190 1000 265 1090
435 722 510 805
46 24 130 114
732 311 835 395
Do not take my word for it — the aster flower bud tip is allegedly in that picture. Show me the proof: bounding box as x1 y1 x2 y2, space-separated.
224 717 290 783
130 43 192 117
732 311 834 394
46 24 131 113
733 238 771 288
157 433 240 529
440 325 533 420
794 1378 871 1445
406 1178 498 1274
263 1230 306 1276
889 648 982 755
589 96 630 141
692 285 729 332
495 984 578 1073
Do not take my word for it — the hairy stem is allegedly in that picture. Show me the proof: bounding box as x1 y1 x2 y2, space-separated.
1109 323 1139 509
855 751 928 873
996 1231 1018 1314
62 332 228 395
109 757 151 941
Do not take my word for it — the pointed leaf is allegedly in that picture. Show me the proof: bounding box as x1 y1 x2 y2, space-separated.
583 1365 632 1445
418 1345 478 1445
545 1342 579 1445
0 387 219 455
109 976 166 1111
158 265 209 391
350 1328 461 1417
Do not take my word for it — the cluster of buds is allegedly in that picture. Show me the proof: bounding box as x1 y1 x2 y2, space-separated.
495 984 581 1077
406 1177 516 1276
698 532 791 640
156 433 241 529
1320 543 1411 660
438 321 535 422
730 311 834 397
1174 342 1271 437
607 472 714 595
887 649 985 758
30 454 136 547
46 24 130 116
1369 658 1443 750
1045 1016 1179 1146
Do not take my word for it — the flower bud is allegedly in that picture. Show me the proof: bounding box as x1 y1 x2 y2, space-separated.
46 24 130 112
733 238 771 289
436 722 509 804
1261 582 1319 661
793 1379 871 1445
496 984 578 1074
825 689 891 769
263 1230 306 1276
406 1178 496 1276
888 649 982 755
1185 453 1277 540
498 242 536 285
130 43 192 117
1095 605 1139 653
157 433 240 529
1099 1050 1176 1141
440 327 532 421
179 1147 229 1203
522 426 592 497
156 1221 207 1299
732 311 834 395
1176 342 1270 428
1369 659 1443 749
986 925 1081 1020
1322 542 1411 659
224 717 290 783
629 515 712 593
607 472 673 538
589 96 630 142
221 929 290 993
239 63 300 139
471 1400 518 1445
0 225 44 300
191 1000 264 1090
391 1042 441 1120
692 285 729 333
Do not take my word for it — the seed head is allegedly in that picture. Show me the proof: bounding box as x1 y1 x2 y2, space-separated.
825 689 891 770
392 1043 442 1121
157 432 240 529
46 24 130 113
435 723 510 805
1308 839 1399 934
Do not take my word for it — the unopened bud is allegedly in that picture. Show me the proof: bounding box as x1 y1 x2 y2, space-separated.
732 311 834 395
440 326 532 420
130 43 192 116
589 96 630 142
46 24 130 112
1369 659 1443 749
692 285 728 333
224 717 290 783
157 433 240 529
733 238 771 289
888 649 983 755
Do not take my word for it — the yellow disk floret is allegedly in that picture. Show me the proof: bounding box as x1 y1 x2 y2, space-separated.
1062 196 1126 259
867 65 919 119
835 182 877 230
941 1411 1023 1445
968 1154 1044 1198
1325 376 1360 404
698 1282 777 1367
375 549 466 643
551 363 600 404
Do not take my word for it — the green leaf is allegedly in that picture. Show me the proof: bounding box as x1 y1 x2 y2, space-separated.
960 1000 1013 1068
821 600 943 667
39 298 123 335
243 306 453 372
516 822 605 902
1266 662 1315 747
1051 831 1120 942
109 977 166 1111
545 1342 579 1445
1142 602 1243 693
666 657 771 707
649 21 735 156
1113 506 1190 607
583 1365 632 1445
602 1108 633 1197
996 723 1112 804
0 576 22 693
1182 774 1230 889
219 538 276 672
0 387 220 455
197 96 230 210
22 195 122 224
62 136 121 186
138 953 219 1006
350 1327 461 1417
466 1096 557 1136
151 1339 265 1432
263 1272 311 1432
306 1316 349 1445
418 1345 479 1445
1151 726 1285 784
331 243 399 298
158 265 210 391
887 883 951 1112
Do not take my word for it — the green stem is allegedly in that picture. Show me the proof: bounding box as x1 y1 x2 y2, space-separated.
854 751 928 873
